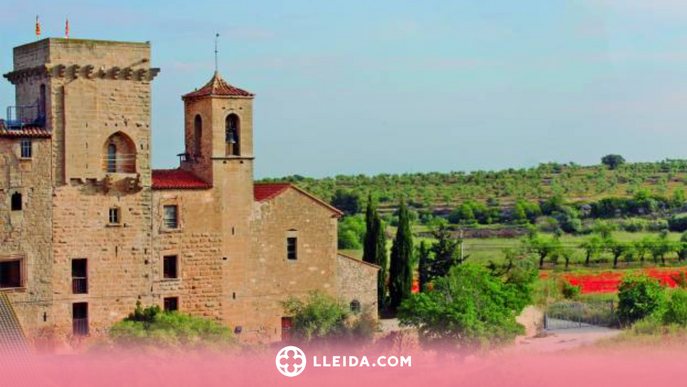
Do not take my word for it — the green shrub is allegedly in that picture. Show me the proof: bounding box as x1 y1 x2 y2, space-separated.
561 281 581 299
339 229 362 249
331 189 362 215
647 219 669 232
337 215 366 249
668 216 687 233
560 217 583 234
662 289 687 326
620 218 647 233
617 275 665 325
398 263 531 350
630 315 663 335
282 292 376 343
537 217 560 233
109 302 236 350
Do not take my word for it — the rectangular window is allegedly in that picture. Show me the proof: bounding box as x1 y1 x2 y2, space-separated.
163 205 178 229
11 192 22 211
108 207 120 225
164 297 178 312
72 259 88 294
0 260 22 289
72 302 89 336
20 140 32 159
163 255 178 279
287 237 298 260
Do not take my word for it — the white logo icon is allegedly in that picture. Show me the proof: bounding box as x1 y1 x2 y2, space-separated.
275 346 307 377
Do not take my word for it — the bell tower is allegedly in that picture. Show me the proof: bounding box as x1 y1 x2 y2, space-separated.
181 72 256 320
181 71 254 183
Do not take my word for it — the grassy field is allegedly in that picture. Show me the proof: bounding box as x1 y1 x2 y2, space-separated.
342 231 687 268
464 231 685 266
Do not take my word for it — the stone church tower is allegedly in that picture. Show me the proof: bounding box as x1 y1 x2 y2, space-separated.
177 71 258 329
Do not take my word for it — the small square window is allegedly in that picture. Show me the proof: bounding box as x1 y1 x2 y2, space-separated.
109 207 121 225
287 237 298 260
164 297 179 312
163 255 178 279
163 205 178 229
0 260 23 289
20 140 32 159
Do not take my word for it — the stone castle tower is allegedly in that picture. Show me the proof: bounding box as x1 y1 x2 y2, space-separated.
2 39 160 340
0 38 377 347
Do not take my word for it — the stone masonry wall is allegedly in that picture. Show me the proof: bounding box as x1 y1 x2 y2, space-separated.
0 138 54 341
9 39 156 344
245 188 339 342
336 254 379 318
152 189 224 321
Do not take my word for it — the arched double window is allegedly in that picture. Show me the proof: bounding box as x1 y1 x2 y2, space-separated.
193 115 203 157
107 144 117 172
103 132 137 173
225 114 240 156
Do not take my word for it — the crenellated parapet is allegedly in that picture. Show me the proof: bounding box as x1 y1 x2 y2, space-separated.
3 64 160 84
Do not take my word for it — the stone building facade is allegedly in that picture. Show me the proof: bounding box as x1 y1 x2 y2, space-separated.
0 38 378 348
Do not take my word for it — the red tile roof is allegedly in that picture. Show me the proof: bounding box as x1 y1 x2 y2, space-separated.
152 169 212 190
254 183 291 202
254 183 343 217
183 71 254 99
0 120 51 138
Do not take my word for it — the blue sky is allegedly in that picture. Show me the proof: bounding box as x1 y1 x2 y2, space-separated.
2 0 687 178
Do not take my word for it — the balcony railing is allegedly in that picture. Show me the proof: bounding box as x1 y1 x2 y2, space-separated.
102 154 137 173
72 278 88 294
73 318 89 336
5 101 45 128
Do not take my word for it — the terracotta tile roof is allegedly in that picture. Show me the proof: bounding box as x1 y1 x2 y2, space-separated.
0 120 51 138
254 183 343 217
0 293 30 357
254 183 291 202
183 71 254 99
152 169 212 190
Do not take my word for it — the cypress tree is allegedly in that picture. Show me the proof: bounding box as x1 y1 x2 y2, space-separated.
389 201 413 311
375 213 388 310
362 193 388 310
362 193 377 265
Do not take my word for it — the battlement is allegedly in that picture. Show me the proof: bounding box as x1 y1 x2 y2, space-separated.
5 38 159 85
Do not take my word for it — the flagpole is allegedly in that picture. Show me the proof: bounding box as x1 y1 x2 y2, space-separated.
35 15 41 40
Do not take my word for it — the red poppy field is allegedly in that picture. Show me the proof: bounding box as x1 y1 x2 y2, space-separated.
540 269 687 294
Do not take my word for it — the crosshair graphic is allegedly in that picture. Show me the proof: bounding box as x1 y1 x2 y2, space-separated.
275 346 307 377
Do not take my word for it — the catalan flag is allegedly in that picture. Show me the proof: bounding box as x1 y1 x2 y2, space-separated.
35 15 41 37
65 18 69 39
